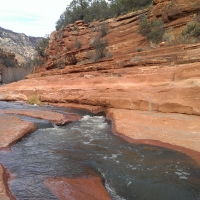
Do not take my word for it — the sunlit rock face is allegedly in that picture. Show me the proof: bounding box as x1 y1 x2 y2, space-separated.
0 27 42 63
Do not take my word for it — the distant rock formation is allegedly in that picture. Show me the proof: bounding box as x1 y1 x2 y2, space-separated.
0 27 42 63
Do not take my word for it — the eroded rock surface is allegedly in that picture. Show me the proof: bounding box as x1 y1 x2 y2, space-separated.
5 109 81 126
44 176 111 200
152 0 200 22
0 115 36 150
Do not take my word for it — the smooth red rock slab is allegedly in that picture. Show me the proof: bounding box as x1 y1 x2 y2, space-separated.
0 164 15 200
107 109 200 165
44 176 112 200
50 103 105 114
5 110 81 126
0 115 36 150
0 93 27 101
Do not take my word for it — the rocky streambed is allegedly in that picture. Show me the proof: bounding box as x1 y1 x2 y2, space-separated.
0 101 200 200
1 0 200 198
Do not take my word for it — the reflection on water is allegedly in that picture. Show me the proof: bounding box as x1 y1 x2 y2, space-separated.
0 102 200 200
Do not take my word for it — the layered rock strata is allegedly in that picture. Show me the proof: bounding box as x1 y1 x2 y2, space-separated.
152 0 200 22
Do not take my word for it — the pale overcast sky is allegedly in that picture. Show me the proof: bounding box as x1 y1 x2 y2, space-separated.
0 0 71 37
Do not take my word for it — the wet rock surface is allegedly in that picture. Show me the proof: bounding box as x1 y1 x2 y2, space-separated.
107 109 200 165
0 115 36 150
0 108 37 199
0 102 83 199
45 176 112 200
1 70 200 159
0 110 199 200
5 109 81 126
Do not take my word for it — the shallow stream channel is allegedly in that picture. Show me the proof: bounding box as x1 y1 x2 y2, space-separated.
0 101 200 200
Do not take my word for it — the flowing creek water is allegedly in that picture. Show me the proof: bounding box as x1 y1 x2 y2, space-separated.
0 101 200 200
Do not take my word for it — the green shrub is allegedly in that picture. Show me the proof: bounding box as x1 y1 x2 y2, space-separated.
193 24 200 37
74 39 82 49
86 35 109 62
138 15 165 44
148 19 165 43
93 36 108 61
35 35 49 57
1 56 17 67
138 15 151 36
56 59 65 69
67 54 78 65
181 21 200 40
73 25 79 32
182 22 196 35
55 0 152 31
32 57 44 67
99 22 109 37
23 57 44 69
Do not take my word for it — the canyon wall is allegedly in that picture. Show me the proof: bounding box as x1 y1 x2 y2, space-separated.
0 27 42 63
